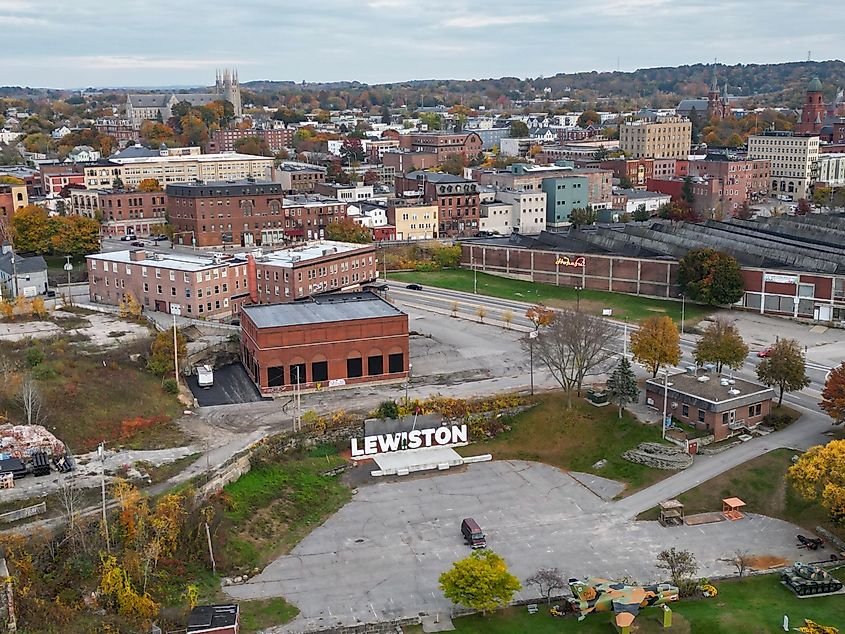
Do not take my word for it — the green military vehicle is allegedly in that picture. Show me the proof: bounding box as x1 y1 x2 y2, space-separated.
780 562 843 596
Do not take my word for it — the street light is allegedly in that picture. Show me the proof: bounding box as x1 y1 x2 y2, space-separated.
529 330 538 396
679 293 686 335
575 286 583 311
405 363 413 402
661 367 670 440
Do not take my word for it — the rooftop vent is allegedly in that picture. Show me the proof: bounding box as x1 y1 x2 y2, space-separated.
697 376 710 383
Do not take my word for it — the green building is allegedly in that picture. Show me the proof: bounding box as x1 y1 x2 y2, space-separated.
541 176 589 228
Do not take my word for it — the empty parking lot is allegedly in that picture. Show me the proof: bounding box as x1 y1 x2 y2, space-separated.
225 460 815 632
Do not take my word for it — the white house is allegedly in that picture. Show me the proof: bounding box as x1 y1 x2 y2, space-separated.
66 145 101 163
0 129 20 144
51 126 72 140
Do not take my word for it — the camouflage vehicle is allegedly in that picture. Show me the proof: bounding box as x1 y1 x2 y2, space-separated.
567 577 679 629
780 562 843 596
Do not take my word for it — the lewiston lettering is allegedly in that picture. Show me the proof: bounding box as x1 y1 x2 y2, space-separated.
350 425 468 457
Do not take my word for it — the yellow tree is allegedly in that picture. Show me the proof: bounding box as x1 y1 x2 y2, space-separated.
136 178 162 192
525 304 554 330
439 550 521 614
799 619 840 634
788 440 845 525
118 292 142 319
631 315 681 377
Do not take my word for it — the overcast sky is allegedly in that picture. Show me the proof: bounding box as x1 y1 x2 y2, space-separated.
1 0 843 89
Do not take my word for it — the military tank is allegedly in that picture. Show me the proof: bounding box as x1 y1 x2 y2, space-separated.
780 562 844 596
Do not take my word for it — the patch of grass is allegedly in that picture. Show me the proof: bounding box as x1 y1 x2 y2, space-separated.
218 455 351 571
389 269 712 326
135 453 200 485
456 393 667 494
0 335 185 452
240 597 300 633
636 449 845 541
439 572 845 633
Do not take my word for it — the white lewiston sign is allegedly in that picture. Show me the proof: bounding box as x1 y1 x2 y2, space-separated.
351 424 468 457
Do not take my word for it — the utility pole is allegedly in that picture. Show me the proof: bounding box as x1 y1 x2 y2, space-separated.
680 293 686 335
661 367 669 440
99 442 110 552
293 366 302 432
529 330 538 395
622 319 628 359
172 314 179 386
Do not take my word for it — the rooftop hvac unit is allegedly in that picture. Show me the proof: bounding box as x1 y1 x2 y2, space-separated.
720 379 730 386
697 376 710 382
728 389 741 396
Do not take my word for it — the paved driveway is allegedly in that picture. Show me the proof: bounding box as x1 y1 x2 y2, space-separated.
225 461 816 632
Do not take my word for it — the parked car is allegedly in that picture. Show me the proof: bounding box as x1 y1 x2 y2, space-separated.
460 517 486 549
151 234 168 241
120 234 136 241
130 241 146 247
757 346 774 358
406 283 423 291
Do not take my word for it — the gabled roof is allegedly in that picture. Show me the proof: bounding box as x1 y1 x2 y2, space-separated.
127 94 170 108
0 252 48 276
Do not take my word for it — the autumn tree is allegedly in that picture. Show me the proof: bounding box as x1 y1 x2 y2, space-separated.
136 178 162 192
630 315 681 377
324 218 372 244
795 198 812 215
526 567 567 604
678 248 744 305
656 547 698 587
607 357 639 419
234 135 271 156
439 550 521 614
147 328 187 377
10 205 53 254
118 292 143 319
525 304 554 330
756 338 809 405
525 308 617 408
788 440 845 525
693 317 749 372
51 215 100 256
734 200 754 220
820 361 845 424
799 619 841 634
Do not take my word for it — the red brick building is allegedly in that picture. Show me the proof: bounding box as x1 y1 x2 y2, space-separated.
166 181 346 247
395 172 479 237
69 189 167 237
382 150 440 175
646 176 721 216
645 371 773 441
94 119 139 145
208 127 294 153
687 156 771 212
39 164 85 197
600 159 655 189
249 241 377 303
797 77 826 135
401 131 483 161
240 291 409 394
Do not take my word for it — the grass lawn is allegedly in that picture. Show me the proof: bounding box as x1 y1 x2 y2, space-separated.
425 571 845 634
0 335 186 452
45 253 88 284
389 269 712 326
217 448 351 572
456 393 667 495
636 448 845 542
239 597 300 633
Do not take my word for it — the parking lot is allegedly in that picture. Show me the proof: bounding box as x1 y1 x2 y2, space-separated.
225 460 815 632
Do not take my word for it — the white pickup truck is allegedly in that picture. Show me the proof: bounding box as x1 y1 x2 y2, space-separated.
196 365 214 388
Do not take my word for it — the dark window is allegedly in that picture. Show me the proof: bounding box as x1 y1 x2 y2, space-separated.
347 357 363 378
748 406 754 418
388 353 404 374
290 363 306 384
682 404 689 417
722 412 730 424
367 355 383 376
755 403 762 416
698 409 705 423
268 366 285 387
312 361 328 382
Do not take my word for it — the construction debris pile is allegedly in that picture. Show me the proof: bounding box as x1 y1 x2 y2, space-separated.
622 442 693 470
0 424 65 460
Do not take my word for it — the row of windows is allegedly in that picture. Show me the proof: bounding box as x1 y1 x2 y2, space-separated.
263 353 405 387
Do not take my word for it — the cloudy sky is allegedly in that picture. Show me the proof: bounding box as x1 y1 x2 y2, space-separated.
1 0 842 88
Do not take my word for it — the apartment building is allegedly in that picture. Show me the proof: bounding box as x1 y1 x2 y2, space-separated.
687 155 771 212
747 131 820 200
208 127 294 153
495 189 547 235
394 172 479 238
0 183 28 219
86 250 250 319
272 163 326 193
619 116 692 159
386 200 439 240
314 182 374 202
249 241 377 303
167 180 347 247
69 189 167 237
83 152 274 189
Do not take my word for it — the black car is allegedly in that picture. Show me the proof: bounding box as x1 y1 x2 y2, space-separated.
130 241 145 247
406 283 423 291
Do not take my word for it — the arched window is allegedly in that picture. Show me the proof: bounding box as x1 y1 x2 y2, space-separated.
346 351 363 378
311 354 328 383
367 348 384 376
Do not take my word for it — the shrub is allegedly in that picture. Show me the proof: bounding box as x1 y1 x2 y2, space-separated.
763 411 793 430
31 364 57 380
162 377 179 394
375 400 399 419
25 346 44 368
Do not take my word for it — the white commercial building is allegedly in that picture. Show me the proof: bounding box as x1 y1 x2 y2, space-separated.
747 132 820 200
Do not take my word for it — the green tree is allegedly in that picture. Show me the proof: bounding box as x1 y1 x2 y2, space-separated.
632 204 650 222
681 176 695 205
630 315 681 377
147 328 187 377
569 207 597 227
756 338 810 406
577 110 601 127
607 357 639 419
419 112 442 130
51 216 101 256
234 135 271 156
11 205 54 254
812 187 832 209
788 440 845 526
693 317 749 373
678 248 744 306
438 550 521 614
433 244 461 269
440 153 468 176
509 121 530 137
324 218 372 244
618 176 634 189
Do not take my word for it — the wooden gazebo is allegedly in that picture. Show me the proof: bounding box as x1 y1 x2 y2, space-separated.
658 499 685 527
722 497 746 521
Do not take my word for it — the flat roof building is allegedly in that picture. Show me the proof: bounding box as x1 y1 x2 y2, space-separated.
619 116 692 160
240 291 409 394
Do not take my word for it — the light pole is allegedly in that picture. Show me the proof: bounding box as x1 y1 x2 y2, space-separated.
661 367 670 440
575 286 583 311
529 330 538 395
472 252 477 294
405 363 412 402
680 293 686 335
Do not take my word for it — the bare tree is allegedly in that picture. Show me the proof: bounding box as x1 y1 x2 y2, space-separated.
656 547 698 587
502 309 514 330
526 567 567 603
17 373 46 426
728 549 751 580
475 305 486 323
58 478 87 551
523 308 617 408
